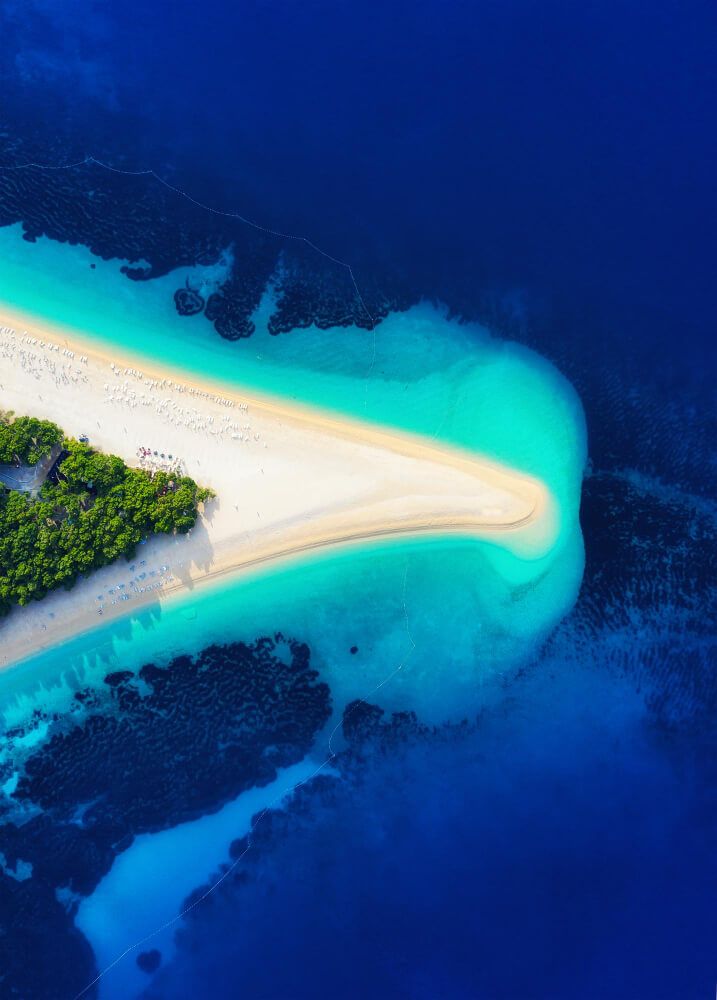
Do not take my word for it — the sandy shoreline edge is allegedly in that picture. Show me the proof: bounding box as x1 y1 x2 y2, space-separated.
0 304 553 672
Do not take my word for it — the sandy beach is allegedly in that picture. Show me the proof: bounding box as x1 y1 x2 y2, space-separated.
0 305 553 669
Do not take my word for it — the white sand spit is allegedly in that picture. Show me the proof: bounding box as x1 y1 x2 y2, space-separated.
0 307 553 668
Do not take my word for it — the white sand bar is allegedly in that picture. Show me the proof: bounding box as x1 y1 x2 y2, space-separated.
0 308 554 668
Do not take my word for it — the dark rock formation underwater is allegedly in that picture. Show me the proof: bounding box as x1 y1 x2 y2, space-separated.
0 464 714 998
0 124 714 999
0 638 331 998
138 473 717 1000
0 0 715 991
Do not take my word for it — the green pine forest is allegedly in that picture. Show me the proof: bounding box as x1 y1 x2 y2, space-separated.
0 413 214 615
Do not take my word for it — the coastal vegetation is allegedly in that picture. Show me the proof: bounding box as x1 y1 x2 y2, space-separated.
0 412 63 465
0 414 214 614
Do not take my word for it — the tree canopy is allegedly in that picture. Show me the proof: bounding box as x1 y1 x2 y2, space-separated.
0 422 214 616
0 414 63 465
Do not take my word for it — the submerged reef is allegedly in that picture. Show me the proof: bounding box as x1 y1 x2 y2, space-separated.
0 637 330 998
1 93 712 504
173 283 205 317
0 468 713 998
138 471 717 1000
568 471 717 731
0 117 409 340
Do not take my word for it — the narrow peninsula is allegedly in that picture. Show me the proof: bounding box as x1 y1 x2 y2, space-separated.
0 308 558 668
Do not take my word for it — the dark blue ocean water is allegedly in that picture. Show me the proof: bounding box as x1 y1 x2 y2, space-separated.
0 1 715 997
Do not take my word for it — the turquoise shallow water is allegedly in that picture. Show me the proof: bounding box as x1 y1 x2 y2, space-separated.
0 223 586 726
1 7 713 995
75 756 321 1000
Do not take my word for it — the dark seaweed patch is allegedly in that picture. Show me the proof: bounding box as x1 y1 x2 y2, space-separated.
0 107 410 343
0 636 330 998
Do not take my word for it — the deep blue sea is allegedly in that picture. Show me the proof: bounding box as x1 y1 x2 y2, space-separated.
0 1 715 998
